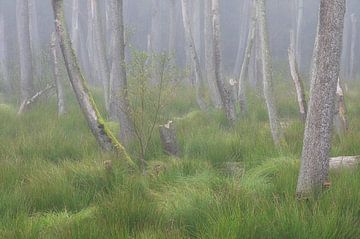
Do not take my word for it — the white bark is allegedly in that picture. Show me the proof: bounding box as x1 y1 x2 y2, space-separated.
71 0 80 54
349 14 357 81
334 78 348 135
109 0 134 145
92 0 111 112
238 6 256 113
16 0 34 103
295 0 304 68
288 30 307 122
168 0 176 54
204 0 222 108
0 13 10 91
50 32 66 116
212 0 237 124
52 0 133 165
181 0 208 111
256 0 283 145
296 0 346 198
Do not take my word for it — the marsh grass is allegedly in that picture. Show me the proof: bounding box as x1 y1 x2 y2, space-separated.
0 82 359 238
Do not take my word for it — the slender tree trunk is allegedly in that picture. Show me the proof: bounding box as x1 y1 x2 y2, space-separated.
51 0 133 165
71 0 80 54
334 78 348 135
16 0 34 104
50 32 66 116
256 0 283 145
109 0 134 145
233 0 251 78
296 0 346 199
295 0 304 69
238 6 256 113
204 0 222 108
349 14 357 81
212 0 237 124
28 0 42 83
168 0 177 54
92 0 111 112
288 30 307 122
0 13 10 92
181 0 208 111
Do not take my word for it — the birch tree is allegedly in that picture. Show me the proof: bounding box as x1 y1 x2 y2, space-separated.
296 0 346 199
295 0 304 68
52 0 133 165
181 0 208 111
256 0 284 145
238 3 256 113
204 0 222 108
348 14 357 81
16 0 34 104
212 0 237 124
50 32 66 116
0 13 10 92
109 0 134 145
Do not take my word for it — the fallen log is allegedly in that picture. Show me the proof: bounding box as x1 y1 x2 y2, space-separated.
330 156 360 169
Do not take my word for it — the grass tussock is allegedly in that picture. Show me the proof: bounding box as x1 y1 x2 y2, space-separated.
0 82 359 238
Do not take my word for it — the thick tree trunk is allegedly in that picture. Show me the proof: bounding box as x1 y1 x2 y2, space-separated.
256 0 283 145
296 0 346 199
52 0 133 165
288 30 307 122
348 14 357 81
16 0 34 104
212 0 237 124
181 0 208 111
204 0 222 108
109 0 134 146
50 32 66 116
92 0 111 112
238 6 256 114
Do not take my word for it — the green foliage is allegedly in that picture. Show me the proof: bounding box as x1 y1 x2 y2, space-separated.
0 80 360 238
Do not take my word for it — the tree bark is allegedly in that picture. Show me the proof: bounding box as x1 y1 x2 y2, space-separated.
288 30 307 122
295 0 304 69
168 0 177 54
212 0 237 124
159 121 180 157
181 0 208 112
92 0 111 112
52 0 133 165
238 5 256 114
334 78 348 135
109 0 134 146
0 13 10 92
296 0 346 199
50 32 66 116
348 14 357 81
16 0 34 104
256 0 284 145
71 0 80 54
204 0 222 108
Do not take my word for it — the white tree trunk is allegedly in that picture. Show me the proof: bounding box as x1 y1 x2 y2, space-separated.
288 30 307 122
181 0 208 111
238 6 256 113
204 0 222 108
50 32 66 116
349 14 357 81
91 0 111 112
168 0 177 54
0 13 10 91
212 0 237 124
16 0 34 104
52 0 133 165
71 0 80 54
109 0 134 145
334 78 348 135
296 0 346 198
295 0 304 69
256 0 283 145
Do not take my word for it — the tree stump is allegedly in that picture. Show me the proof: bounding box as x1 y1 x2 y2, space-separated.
159 121 180 157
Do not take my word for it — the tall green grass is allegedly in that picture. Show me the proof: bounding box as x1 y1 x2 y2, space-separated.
0 82 359 238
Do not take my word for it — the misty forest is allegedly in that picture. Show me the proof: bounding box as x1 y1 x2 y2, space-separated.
0 0 360 238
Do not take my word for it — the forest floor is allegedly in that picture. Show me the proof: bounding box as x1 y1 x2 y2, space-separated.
0 79 359 238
